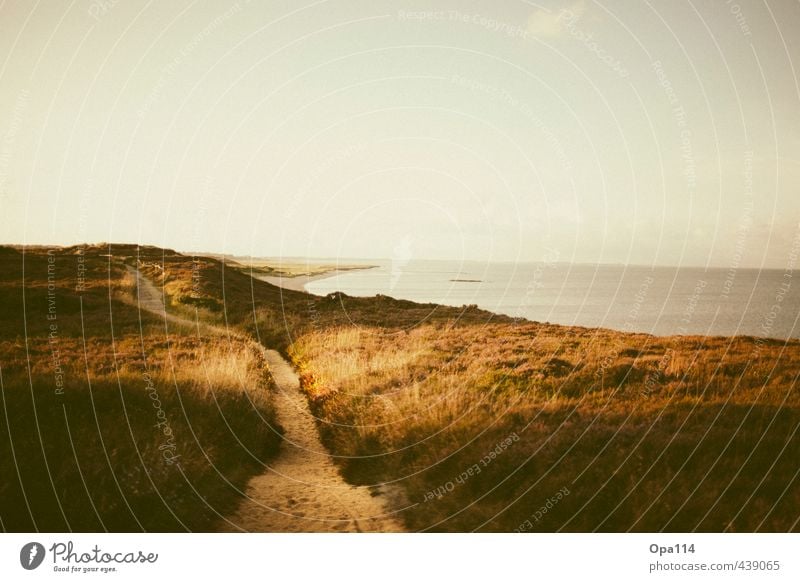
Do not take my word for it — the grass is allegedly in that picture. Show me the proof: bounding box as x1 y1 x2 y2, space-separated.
287 324 800 531
0 245 282 532
158 245 799 531
2 243 798 532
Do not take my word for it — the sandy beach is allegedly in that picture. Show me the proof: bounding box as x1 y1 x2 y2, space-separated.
254 267 375 294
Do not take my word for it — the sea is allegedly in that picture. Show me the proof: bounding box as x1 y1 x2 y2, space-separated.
303 260 800 339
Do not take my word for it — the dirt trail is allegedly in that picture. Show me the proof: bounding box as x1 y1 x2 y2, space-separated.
127 265 188 327
223 350 406 532
127 264 406 532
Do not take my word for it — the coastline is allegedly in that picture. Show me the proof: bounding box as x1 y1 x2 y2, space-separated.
254 266 375 294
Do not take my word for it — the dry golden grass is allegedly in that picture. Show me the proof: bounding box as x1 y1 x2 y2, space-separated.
122 245 800 532
0 246 282 532
4 244 798 533
289 323 800 532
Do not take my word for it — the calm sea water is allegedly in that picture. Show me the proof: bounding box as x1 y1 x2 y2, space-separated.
305 260 800 339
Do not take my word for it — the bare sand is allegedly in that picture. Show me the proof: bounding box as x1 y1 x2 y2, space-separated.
255 266 375 294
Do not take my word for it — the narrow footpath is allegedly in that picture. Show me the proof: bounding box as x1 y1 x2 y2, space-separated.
128 265 405 532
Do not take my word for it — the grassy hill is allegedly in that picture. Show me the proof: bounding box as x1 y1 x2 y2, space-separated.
1 244 798 531
0 245 282 531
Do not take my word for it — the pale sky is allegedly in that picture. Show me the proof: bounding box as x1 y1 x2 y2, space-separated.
1 0 799 268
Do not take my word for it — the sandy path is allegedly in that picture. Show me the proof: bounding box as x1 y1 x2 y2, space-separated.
127 264 405 532
127 265 184 325
222 350 406 532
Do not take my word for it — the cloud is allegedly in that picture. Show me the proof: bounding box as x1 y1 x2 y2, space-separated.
527 1 586 38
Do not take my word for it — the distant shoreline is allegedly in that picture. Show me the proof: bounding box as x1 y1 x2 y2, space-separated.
253 265 376 294
258 258 800 341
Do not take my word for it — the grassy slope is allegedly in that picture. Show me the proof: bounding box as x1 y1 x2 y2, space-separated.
290 324 800 532
2 244 798 532
156 245 799 532
0 245 281 532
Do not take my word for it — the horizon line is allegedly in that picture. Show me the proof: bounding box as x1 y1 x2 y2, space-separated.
0 240 789 272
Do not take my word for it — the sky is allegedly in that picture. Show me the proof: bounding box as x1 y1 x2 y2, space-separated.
0 0 799 268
